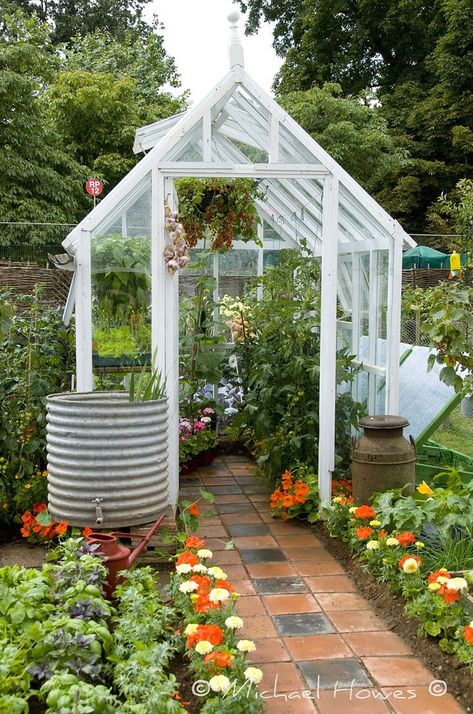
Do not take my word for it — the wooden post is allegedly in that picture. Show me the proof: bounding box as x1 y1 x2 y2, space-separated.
75 229 93 392
318 175 339 503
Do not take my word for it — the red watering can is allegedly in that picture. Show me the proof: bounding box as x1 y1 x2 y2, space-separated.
86 513 165 598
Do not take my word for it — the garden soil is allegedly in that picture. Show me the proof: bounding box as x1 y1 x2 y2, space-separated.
312 522 473 712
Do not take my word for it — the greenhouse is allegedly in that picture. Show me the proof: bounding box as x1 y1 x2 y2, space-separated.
62 14 415 507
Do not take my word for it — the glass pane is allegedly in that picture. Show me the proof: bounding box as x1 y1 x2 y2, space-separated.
90 177 151 384
218 249 258 300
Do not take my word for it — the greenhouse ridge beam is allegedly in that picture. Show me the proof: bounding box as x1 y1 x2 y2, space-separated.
157 163 329 178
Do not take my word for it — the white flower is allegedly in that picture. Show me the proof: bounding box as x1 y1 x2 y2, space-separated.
225 616 244 630
437 576 450 584
197 549 213 560
333 496 343 504
446 577 468 592
209 675 231 693
349 506 358 514
192 563 208 573
244 667 263 684
201 416 212 423
386 537 400 547
208 566 227 580
195 640 213 655
366 540 379 550
209 588 230 604
179 581 198 593
237 640 256 653
402 557 420 573
176 563 192 574
184 623 199 635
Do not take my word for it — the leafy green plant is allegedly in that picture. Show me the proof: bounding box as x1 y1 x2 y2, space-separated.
0 289 74 525
232 247 362 476
128 360 166 401
421 527 473 573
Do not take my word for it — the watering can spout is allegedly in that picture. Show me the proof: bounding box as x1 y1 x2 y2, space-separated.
86 512 165 597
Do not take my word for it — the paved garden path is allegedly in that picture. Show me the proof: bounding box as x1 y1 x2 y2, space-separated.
179 454 465 714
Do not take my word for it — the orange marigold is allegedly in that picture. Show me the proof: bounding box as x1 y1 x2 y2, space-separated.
82 527 93 537
185 535 206 550
442 589 459 604
204 651 233 668
356 526 373 540
55 521 68 535
428 569 450 584
354 505 377 520
186 624 224 649
176 551 199 568
464 625 473 646
396 531 416 546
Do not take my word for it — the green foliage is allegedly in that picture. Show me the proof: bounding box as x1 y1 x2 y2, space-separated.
428 178 473 253
371 469 473 535
421 527 473 573
128 359 166 401
0 4 89 242
403 282 473 396
0 290 74 524
92 233 151 321
175 178 263 251
233 248 362 475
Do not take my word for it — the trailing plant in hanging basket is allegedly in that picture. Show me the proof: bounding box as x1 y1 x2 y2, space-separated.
175 177 264 251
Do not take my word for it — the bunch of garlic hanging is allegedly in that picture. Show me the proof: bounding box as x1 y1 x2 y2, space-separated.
163 202 189 274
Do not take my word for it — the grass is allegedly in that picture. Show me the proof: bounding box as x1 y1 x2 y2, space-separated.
432 404 473 459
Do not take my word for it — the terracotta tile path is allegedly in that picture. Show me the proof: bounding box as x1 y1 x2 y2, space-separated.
179 455 466 714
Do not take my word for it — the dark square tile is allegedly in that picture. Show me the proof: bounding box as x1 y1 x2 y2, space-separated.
240 548 287 563
227 523 269 537
274 613 334 636
298 658 372 690
216 503 256 514
179 488 202 497
180 477 203 485
209 485 243 494
254 576 308 595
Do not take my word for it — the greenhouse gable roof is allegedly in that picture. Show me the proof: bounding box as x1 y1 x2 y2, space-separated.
64 17 415 257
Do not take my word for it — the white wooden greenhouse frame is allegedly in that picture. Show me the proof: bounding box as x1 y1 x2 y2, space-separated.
63 15 415 509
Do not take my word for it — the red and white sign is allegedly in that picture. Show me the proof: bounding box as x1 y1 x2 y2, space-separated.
85 178 103 197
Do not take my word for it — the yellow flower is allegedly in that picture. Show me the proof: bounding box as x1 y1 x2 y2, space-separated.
24 483 31 490
366 540 379 550
428 582 441 592
402 557 420 573
190 593 199 602
349 506 358 514
416 481 433 496
369 520 381 527
333 496 343 504
184 623 199 635
415 541 425 549
195 640 213 655
386 537 400 547
208 566 227 580
244 667 263 684
237 640 256 653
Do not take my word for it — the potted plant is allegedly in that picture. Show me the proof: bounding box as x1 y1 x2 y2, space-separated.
175 177 264 251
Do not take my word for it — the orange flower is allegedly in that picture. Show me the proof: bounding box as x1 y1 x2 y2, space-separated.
32 502 47 515
396 531 416 546
464 625 473 646
189 503 200 517
356 526 373 540
55 521 68 535
204 651 233 668
186 624 224 649
215 579 234 592
354 505 376 520
443 589 459 604
282 495 294 508
82 527 93 537
190 574 211 591
176 551 199 567
185 535 206 550
21 511 34 525
20 525 30 538
428 569 450 584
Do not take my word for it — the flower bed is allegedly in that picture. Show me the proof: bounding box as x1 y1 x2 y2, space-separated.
1 518 266 711
321 483 473 673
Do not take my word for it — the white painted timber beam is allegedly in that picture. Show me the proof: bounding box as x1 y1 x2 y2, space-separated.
75 230 93 391
318 175 339 504
385 229 403 414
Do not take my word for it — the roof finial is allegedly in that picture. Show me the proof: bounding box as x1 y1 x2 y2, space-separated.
228 10 244 69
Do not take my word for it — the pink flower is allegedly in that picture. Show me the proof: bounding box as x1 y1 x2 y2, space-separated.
194 421 206 430
203 407 215 415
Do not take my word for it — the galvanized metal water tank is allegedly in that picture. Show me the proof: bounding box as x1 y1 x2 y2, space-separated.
46 391 168 528
351 415 416 504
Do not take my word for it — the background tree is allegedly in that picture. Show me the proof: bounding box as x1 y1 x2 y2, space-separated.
0 5 88 244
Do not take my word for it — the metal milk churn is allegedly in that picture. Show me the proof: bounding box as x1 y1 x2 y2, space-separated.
351 416 416 504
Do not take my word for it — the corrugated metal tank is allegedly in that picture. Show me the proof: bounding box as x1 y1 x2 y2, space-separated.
46 391 168 528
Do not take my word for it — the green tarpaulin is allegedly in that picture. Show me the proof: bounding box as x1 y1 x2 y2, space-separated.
402 246 464 269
